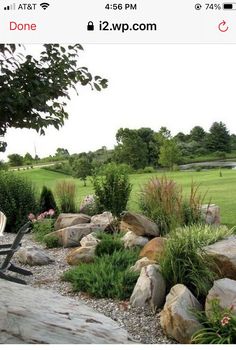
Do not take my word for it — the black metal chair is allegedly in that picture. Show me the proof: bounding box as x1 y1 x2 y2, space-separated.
0 221 33 284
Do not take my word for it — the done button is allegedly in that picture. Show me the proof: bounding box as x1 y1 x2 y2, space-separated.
10 21 37 31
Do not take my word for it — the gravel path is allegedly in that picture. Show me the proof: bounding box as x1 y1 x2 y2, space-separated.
1 233 175 344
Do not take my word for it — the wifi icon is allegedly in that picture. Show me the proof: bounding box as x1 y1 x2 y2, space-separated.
40 2 50 10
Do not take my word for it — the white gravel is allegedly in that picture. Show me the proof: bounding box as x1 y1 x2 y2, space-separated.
1 232 176 344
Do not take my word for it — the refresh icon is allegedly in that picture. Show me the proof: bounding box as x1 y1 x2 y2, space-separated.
218 20 229 32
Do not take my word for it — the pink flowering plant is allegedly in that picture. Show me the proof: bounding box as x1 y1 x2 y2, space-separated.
28 209 55 244
192 299 236 344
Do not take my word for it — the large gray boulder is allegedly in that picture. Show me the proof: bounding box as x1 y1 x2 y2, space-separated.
205 278 236 317
54 213 91 231
130 265 166 311
201 204 220 225
120 211 159 237
16 246 54 266
0 280 133 344
90 212 114 231
45 223 102 248
204 236 236 279
160 284 203 344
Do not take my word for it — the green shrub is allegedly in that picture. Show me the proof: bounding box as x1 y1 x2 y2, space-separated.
39 186 58 214
55 180 77 213
63 249 139 300
143 166 155 173
95 233 124 256
93 163 132 218
192 299 236 344
43 234 60 248
32 218 54 243
0 171 38 231
159 225 231 299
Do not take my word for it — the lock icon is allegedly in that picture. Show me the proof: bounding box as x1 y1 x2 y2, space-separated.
87 21 94 31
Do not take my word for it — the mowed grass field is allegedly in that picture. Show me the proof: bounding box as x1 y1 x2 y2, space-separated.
18 168 236 226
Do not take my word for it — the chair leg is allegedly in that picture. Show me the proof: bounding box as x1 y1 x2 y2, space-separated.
8 264 33 276
0 271 27 285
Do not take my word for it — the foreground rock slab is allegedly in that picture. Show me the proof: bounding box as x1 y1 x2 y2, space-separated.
0 280 134 344
54 213 91 231
204 236 236 279
130 265 166 311
205 278 236 317
120 211 159 237
160 284 203 344
16 246 54 266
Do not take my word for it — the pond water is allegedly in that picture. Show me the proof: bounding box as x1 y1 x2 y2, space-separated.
180 161 236 170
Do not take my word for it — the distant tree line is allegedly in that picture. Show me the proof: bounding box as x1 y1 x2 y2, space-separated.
3 121 236 176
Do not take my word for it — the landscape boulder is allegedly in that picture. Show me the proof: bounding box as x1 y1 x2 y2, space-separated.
120 211 159 237
0 280 133 344
91 212 114 231
201 204 220 225
54 213 91 231
160 284 203 344
67 246 96 265
139 237 167 261
80 194 97 215
130 265 166 311
121 231 149 248
205 278 236 317
130 257 157 273
80 233 100 248
16 246 54 266
45 223 101 248
204 235 236 279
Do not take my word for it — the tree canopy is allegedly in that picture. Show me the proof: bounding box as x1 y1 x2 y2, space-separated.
0 44 108 152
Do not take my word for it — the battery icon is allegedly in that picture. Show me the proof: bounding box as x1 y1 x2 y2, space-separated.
223 3 236 9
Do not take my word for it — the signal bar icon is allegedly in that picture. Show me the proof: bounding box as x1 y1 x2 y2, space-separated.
4 3 16 10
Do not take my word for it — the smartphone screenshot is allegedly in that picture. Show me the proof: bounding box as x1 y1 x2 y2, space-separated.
0 0 236 347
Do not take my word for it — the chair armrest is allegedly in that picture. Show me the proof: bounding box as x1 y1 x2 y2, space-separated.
0 244 12 249
0 249 11 255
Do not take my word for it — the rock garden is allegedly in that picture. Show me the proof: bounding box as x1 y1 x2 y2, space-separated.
0 166 236 344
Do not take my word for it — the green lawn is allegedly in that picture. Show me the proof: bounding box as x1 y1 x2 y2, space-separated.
18 168 236 226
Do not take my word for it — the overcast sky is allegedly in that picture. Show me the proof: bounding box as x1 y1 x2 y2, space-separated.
2 44 236 160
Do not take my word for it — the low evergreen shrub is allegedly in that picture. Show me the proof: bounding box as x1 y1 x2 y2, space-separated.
32 218 55 243
43 234 60 248
95 232 124 256
0 171 38 231
63 249 139 300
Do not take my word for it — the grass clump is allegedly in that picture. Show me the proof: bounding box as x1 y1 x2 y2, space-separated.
140 176 207 235
63 233 140 300
55 180 77 213
159 224 232 299
192 299 236 344
43 234 60 248
32 218 54 243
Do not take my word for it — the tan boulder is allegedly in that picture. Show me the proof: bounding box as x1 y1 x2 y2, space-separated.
139 237 167 261
16 246 54 266
201 204 220 225
121 231 149 248
130 257 157 273
91 212 114 231
54 213 91 231
45 223 100 248
67 246 96 265
160 284 203 344
120 211 159 237
130 265 166 311
80 233 100 248
205 278 236 317
204 235 236 279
